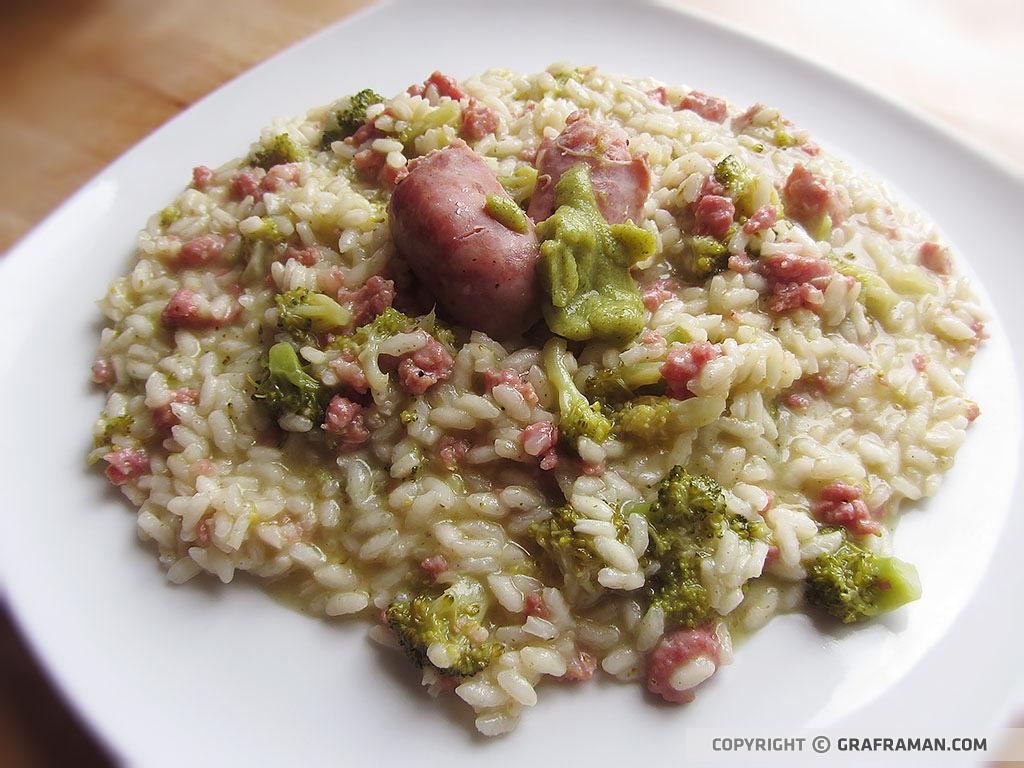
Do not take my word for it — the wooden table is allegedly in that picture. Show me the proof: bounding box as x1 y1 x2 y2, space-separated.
2 1 1021 764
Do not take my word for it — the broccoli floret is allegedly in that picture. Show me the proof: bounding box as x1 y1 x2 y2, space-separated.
714 155 750 192
806 537 921 624
828 254 900 318
276 288 350 344
712 155 778 219
641 467 768 629
536 162 655 344
529 503 634 601
333 306 415 394
529 504 599 595
543 338 612 449
397 100 461 149
331 307 455 399
91 413 134 453
649 556 710 630
681 235 731 280
385 577 503 679
159 205 180 227
650 467 727 543
243 216 288 244
585 363 665 406
354 305 414 341
251 342 328 423
251 133 307 170
415 309 457 351
611 397 678 442
320 89 385 148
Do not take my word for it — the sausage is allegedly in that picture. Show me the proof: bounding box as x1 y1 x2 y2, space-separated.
781 164 847 226
388 140 541 338
646 627 722 704
527 110 651 225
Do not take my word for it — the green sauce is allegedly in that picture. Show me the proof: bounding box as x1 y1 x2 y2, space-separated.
484 194 529 234
535 162 654 344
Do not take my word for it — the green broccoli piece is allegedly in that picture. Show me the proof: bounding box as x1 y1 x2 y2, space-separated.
529 504 600 596
251 342 328 423
611 397 677 442
398 100 462 149
585 363 665 406
321 89 385 148
529 503 633 600
91 413 134 452
543 338 612 449
536 162 655 344
385 577 503 679
331 306 456 396
243 216 288 244
352 305 414 342
714 155 751 192
334 306 415 393
681 234 731 280
649 556 710 630
251 133 307 170
276 288 350 344
828 254 900 318
641 467 768 629
159 205 181 227
806 537 921 624
712 154 780 220
649 467 727 544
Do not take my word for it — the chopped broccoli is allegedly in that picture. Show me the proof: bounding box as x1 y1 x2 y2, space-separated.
536 162 655 344
385 577 503 679
334 306 415 394
712 155 780 219
91 413 134 452
398 100 461 150
251 133 307 170
649 556 710 630
585 362 665 405
243 216 288 244
543 338 612 449
275 288 350 344
674 234 731 281
612 397 677 441
640 467 768 629
772 126 797 148
806 536 921 624
714 155 751 192
411 309 457 352
321 89 385 148
352 305 414 341
159 205 180 227
829 254 899 318
529 502 633 600
530 504 601 596
251 342 328 423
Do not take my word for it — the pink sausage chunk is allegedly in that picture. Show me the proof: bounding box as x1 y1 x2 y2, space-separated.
388 141 542 338
527 110 651 225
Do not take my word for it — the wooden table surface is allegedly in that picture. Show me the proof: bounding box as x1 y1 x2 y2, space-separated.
2 1 1021 765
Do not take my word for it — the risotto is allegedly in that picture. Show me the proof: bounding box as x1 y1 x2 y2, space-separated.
90 65 984 735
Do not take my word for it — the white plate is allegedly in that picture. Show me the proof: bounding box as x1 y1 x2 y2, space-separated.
2 1 1023 765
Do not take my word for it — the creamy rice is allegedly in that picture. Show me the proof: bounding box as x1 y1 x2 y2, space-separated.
90 64 984 735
